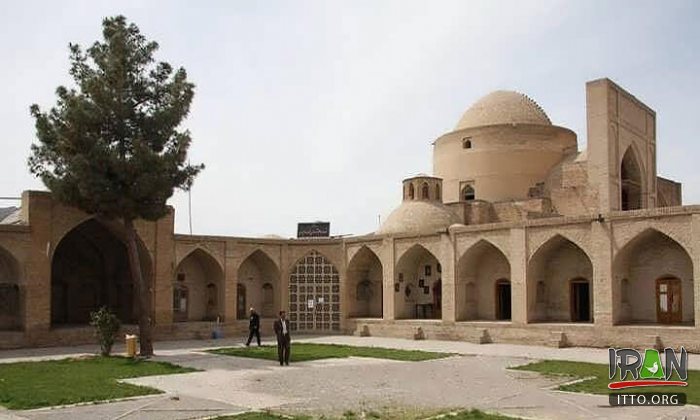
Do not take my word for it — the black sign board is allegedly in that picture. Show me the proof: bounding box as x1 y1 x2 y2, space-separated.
297 222 330 238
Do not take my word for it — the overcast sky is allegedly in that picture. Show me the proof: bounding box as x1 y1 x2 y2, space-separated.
2 1 699 237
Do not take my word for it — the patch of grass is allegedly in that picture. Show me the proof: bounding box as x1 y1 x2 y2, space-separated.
443 409 516 419
513 360 699 404
0 356 196 410
215 412 310 420
215 408 513 420
208 343 451 362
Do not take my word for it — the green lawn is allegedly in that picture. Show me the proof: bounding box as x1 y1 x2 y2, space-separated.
208 343 452 362
0 356 196 410
513 360 698 404
217 408 514 420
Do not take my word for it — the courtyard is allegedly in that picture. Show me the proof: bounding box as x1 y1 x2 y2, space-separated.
1 336 698 420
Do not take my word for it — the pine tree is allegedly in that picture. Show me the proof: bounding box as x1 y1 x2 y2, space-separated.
29 15 203 356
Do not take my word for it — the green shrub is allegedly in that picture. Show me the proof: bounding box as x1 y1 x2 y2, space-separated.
89 306 121 356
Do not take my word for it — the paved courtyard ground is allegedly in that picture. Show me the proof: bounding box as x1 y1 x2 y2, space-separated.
1 335 699 419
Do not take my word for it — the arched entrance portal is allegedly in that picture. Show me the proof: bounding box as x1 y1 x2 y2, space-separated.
173 248 224 322
288 251 341 332
51 219 152 325
347 247 383 318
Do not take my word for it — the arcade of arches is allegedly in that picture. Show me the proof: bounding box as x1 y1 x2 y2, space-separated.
40 223 696 333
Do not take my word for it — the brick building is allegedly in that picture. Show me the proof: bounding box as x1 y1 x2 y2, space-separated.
1 78 698 351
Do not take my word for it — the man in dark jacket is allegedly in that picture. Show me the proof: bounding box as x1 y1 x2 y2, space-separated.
273 310 291 365
246 307 261 347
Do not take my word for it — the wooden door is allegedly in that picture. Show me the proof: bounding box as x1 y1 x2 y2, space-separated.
656 278 682 324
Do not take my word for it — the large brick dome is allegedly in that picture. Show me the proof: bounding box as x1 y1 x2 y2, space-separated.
455 90 551 131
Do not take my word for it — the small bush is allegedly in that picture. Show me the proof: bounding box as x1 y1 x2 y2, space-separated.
89 306 121 356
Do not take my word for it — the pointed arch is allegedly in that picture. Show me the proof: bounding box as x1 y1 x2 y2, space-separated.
408 183 415 200
0 245 21 330
456 239 511 321
238 249 281 319
178 246 225 275
462 184 475 201
421 182 430 200
613 228 693 325
239 248 280 273
395 244 442 320
174 247 224 322
288 250 341 332
620 145 644 210
347 246 383 318
527 234 593 323
51 218 152 326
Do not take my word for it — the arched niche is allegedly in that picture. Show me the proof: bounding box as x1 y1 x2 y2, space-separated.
394 244 442 320
620 146 643 210
613 229 694 325
527 235 593 323
174 248 224 322
347 246 383 318
237 250 280 319
456 240 511 321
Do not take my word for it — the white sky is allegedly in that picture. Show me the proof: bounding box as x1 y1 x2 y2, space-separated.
1 1 699 237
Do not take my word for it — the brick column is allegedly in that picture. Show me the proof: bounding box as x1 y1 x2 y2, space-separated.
223 241 239 323
692 215 700 326
592 219 614 326
441 233 456 323
151 211 174 325
23 192 52 334
510 227 528 324
382 237 395 320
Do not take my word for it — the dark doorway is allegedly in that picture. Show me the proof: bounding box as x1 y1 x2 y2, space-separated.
570 279 591 322
620 148 642 210
236 284 247 320
495 280 511 320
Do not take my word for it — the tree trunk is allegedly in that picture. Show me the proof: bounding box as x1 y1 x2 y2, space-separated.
124 218 154 356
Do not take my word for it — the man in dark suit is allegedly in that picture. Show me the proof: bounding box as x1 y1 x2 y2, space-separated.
273 310 291 366
246 307 261 347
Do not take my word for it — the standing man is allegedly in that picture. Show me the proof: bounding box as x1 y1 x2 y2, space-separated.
246 307 261 347
273 310 291 366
